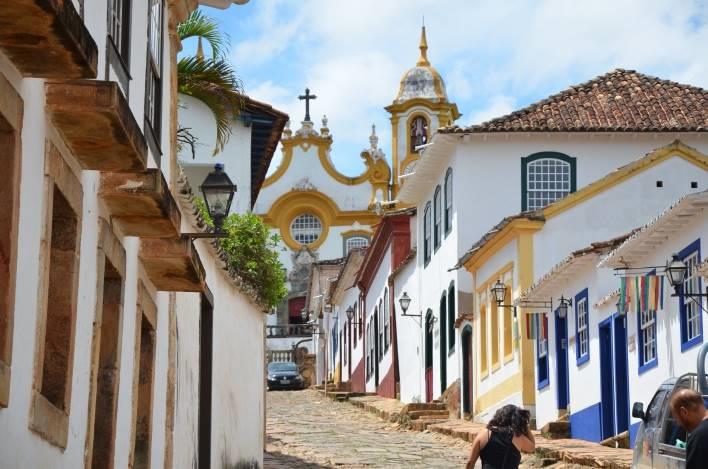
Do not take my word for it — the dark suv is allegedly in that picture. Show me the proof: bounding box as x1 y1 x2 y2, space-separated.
267 362 305 391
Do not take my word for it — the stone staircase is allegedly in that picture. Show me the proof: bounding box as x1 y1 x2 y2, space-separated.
400 401 451 431
540 412 570 439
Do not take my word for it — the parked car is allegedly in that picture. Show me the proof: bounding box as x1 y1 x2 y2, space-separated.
632 373 708 468
267 361 305 391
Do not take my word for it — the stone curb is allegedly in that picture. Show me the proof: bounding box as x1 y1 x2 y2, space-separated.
333 392 633 469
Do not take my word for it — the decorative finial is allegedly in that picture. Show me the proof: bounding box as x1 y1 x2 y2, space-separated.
417 24 430 67
196 37 205 61
322 114 328 128
369 124 378 149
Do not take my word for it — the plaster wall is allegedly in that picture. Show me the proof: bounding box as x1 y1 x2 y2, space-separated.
178 94 253 213
336 285 363 383
534 156 708 278
394 261 424 403
363 248 394 391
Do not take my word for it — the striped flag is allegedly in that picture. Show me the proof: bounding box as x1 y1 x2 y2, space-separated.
542 314 548 341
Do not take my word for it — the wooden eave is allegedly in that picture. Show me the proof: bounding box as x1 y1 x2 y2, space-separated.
139 238 206 292
0 0 98 78
46 80 147 171
99 170 181 238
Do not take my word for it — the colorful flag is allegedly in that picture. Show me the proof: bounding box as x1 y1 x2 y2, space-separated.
619 277 627 311
635 276 641 314
542 314 548 341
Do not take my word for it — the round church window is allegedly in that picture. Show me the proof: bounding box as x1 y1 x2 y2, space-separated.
290 213 323 245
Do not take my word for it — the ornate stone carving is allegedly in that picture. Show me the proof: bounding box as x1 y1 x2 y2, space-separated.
292 177 316 192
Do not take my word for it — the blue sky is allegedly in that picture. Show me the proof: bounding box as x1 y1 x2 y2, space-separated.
186 0 708 176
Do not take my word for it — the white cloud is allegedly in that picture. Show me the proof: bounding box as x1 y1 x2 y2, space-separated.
216 0 708 175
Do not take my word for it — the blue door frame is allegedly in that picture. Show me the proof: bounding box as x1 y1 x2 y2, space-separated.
614 315 629 434
555 311 569 410
598 314 630 440
599 317 615 440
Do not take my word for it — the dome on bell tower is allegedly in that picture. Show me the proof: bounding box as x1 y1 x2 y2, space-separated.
394 26 448 104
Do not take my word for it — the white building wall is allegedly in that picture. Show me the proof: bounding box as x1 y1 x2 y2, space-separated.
364 248 394 390
394 261 424 403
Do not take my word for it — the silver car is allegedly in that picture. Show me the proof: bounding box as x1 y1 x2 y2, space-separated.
632 373 707 469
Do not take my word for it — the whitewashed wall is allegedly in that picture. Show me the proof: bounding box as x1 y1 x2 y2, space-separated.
365 248 394 391
394 260 424 403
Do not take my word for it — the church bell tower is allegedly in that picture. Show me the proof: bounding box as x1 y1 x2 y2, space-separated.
385 25 461 197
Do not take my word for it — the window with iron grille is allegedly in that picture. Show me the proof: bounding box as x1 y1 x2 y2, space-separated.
345 236 369 255
145 0 163 144
521 153 576 211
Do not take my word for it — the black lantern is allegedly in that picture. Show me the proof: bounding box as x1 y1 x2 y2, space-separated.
665 254 688 292
491 280 506 305
558 296 572 319
200 163 237 232
399 292 412 314
616 298 628 317
346 306 355 321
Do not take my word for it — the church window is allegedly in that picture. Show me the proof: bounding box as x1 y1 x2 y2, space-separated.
410 116 429 153
344 235 369 255
423 202 431 265
291 213 323 245
444 168 453 236
434 186 442 250
521 152 576 211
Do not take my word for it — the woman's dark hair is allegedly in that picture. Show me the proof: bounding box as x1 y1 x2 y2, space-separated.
487 404 531 437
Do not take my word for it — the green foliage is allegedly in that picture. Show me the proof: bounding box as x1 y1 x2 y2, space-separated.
177 11 243 155
194 198 287 309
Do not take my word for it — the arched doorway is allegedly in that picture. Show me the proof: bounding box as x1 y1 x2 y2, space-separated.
439 293 447 394
461 325 473 415
425 310 434 402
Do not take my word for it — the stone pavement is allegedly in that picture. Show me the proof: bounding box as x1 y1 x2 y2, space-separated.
344 394 633 469
265 390 548 468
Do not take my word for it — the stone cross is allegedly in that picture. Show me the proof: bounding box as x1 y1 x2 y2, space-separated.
298 88 317 122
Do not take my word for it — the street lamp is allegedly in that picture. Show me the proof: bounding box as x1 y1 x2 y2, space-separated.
200 163 237 234
491 280 506 305
665 254 688 294
346 305 363 327
557 296 572 319
399 292 420 318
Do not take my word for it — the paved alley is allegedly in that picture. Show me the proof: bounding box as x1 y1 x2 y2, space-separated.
265 390 472 468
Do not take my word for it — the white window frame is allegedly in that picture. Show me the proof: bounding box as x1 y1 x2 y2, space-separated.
683 250 701 342
290 213 322 245
640 308 657 365
577 298 589 359
526 158 571 211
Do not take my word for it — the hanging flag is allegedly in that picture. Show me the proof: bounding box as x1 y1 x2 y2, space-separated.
635 276 641 314
544 314 549 341
526 313 531 340
659 276 664 310
620 277 627 312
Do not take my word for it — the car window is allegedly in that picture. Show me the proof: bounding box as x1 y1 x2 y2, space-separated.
268 363 298 372
645 389 668 427
661 387 688 447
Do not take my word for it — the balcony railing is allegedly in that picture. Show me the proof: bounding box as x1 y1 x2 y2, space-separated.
266 324 314 338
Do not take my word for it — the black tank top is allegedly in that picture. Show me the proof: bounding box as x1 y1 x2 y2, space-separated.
479 430 521 469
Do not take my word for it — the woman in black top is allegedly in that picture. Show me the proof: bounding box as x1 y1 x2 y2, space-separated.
466 405 536 469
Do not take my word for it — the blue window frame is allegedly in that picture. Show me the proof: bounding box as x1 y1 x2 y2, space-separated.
537 314 550 389
575 288 590 366
638 270 659 374
679 239 702 352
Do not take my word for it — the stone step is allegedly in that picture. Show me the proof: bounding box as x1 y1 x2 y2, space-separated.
541 420 570 439
407 410 449 420
410 418 449 432
404 402 447 411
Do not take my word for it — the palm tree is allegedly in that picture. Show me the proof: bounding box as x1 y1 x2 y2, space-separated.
177 10 243 155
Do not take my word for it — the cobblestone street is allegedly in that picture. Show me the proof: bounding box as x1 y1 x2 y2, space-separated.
265 390 472 468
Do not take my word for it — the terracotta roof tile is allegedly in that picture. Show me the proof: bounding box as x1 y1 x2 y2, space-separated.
440 69 708 134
